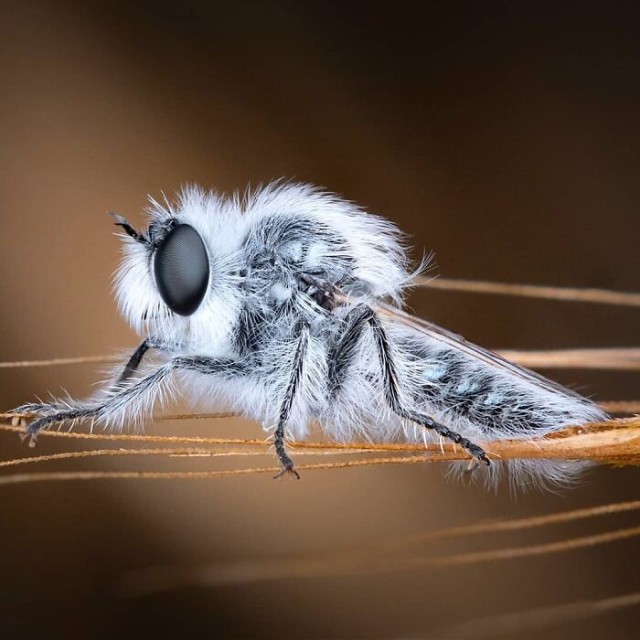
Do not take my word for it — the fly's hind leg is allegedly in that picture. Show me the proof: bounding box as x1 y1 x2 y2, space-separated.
328 304 490 467
368 309 490 465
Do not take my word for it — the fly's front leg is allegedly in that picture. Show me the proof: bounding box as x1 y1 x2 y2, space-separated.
16 354 249 445
328 304 490 466
15 364 173 445
14 338 166 442
273 322 310 479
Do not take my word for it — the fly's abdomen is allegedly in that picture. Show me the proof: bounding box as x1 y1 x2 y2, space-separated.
397 335 604 440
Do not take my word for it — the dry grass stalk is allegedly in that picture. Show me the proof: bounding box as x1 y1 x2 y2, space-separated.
0 446 365 469
116 484 640 597
1 348 639 371
427 591 640 639
120 523 640 593
391 499 640 545
0 354 121 368
0 456 432 486
600 401 640 414
499 348 640 371
414 275 640 307
0 416 639 485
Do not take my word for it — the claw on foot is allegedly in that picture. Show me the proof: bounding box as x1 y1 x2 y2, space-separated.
18 428 38 448
466 452 490 473
466 442 491 468
273 463 301 480
15 413 42 448
478 452 491 467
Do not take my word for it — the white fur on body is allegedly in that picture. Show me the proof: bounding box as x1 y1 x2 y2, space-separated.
28 183 606 488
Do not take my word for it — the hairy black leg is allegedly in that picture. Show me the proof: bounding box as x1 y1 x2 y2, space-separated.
176 347 306 478
18 356 249 445
328 304 490 466
368 312 490 465
171 356 249 376
19 365 172 445
113 339 152 387
113 337 182 389
114 338 234 390
273 322 310 479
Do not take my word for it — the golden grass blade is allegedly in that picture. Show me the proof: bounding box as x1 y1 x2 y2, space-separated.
389 499 640 546
498 348 640 371
0 419 410 449
0 448 260 467
2 347 638 371
121 524 640 592
0 455 430 485
427 591 640 639
1 417 640 465
412 524 640 568
0 446 369 468
0 420 264 446
415 276 640 307
600 401 640 414
0 355 119 368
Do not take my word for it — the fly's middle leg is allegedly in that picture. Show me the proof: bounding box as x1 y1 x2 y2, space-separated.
272 321 310 479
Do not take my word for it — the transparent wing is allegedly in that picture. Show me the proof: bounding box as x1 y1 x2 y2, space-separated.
374 300 585 400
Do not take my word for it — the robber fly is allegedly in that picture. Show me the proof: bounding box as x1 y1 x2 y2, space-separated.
14 183 604 484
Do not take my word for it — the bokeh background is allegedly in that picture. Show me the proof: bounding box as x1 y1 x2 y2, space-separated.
1 2 639 638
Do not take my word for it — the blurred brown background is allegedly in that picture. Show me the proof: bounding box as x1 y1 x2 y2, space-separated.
1 2 639 638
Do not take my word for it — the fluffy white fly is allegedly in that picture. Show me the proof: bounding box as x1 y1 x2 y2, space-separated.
16 183 605 487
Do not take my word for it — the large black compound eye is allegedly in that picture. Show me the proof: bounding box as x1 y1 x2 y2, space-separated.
153 224 210 316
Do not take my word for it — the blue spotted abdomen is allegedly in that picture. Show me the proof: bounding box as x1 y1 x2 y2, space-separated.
394 330 604 440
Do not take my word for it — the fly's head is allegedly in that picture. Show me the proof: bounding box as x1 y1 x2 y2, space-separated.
111 190 242 350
